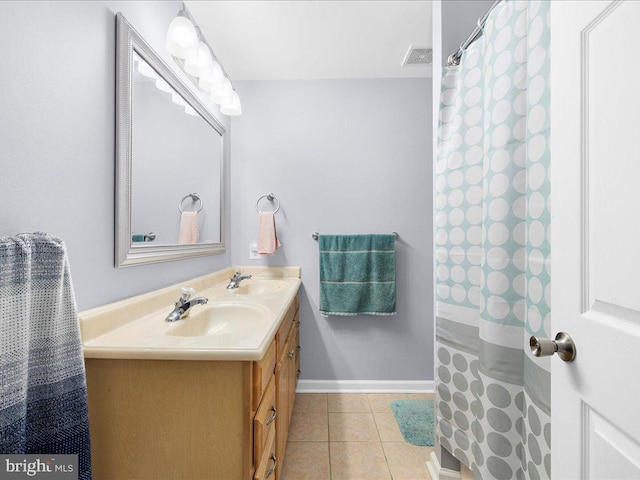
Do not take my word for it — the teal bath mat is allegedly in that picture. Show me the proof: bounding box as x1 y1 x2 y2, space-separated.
390 399 435 446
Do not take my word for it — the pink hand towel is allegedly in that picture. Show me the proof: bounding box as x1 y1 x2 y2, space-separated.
178 211 199 244
257 212 281 255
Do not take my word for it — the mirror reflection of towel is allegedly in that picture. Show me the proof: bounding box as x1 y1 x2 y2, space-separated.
257 212 281 255
178 211 199 244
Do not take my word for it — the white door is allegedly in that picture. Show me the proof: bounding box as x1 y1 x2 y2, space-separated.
551 0 640 478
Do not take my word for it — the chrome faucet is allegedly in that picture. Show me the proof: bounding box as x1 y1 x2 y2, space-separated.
165 287 208 322
226 270 252 289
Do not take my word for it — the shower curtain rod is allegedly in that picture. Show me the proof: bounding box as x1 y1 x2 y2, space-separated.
447 0 504 66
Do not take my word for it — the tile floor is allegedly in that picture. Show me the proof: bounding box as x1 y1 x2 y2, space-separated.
280 392 437 480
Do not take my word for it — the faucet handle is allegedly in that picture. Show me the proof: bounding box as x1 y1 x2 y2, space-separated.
180 286 195 302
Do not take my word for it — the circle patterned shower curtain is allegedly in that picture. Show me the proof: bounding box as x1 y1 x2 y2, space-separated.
435 1 551 479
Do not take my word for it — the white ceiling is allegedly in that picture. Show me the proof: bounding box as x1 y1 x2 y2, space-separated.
184 1 432 81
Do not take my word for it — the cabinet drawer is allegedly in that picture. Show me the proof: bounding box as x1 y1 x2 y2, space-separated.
254 426 277 480
276 296 298 357
254 375 276 469
253 340 276 410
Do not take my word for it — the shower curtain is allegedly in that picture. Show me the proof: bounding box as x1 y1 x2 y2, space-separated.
435 1 550 479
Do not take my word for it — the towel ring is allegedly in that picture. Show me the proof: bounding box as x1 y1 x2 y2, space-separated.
256 193 280 214
178 193 203 213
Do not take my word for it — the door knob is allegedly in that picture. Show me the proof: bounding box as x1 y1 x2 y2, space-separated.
529 332 576 362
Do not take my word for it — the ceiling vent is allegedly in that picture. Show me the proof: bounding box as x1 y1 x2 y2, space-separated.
402 46 432 66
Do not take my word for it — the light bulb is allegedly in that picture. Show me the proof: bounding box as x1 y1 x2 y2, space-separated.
206 80 225 102
210 77 233 105
184 42 214 78
220 90 242 116
155 77 173 94
198 62 224 92
172 92 187 107
137 60 157 80
165 15 198 59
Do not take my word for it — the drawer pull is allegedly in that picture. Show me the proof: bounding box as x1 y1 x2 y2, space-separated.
297 321 301 327
288 350 295 359
265 406 277 425
266 454 277 478
296 345 301 352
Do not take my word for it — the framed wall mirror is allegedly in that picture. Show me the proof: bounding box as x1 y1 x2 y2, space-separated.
115 13 225 267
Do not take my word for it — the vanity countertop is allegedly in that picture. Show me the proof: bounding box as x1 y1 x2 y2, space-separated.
79 266 301 361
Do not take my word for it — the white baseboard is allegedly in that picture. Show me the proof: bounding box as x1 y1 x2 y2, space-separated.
426 451 440 480
426 451 462 480
296 379 434 393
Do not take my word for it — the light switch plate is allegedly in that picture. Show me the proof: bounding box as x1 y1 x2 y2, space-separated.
249 239 260 259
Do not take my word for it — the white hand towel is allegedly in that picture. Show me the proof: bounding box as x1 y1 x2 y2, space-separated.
257 212 281 255
178 211 199 244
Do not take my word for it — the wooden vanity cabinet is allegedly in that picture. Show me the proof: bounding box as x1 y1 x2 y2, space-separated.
254 376 276 468
253 341 276 410
290 323 300 418
256 294 300 480
274 343 290 479
254 428 277 480
85 293 299 480
273 297 300 480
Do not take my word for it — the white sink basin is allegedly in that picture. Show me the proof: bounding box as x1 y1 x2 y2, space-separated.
237 280 289 295
79 267 302 360
166 303 269 337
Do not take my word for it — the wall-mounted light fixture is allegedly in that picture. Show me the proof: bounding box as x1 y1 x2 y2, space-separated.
134 54 196 117
165 6 241 116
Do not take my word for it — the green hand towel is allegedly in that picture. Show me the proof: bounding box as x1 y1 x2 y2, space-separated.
319 234 396 316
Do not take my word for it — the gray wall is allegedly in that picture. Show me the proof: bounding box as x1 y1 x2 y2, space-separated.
0 1 231 311
441 0 495 66
231 79 433 382
1 2 434 384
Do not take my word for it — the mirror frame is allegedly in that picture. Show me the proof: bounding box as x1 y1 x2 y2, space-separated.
115 13 226 267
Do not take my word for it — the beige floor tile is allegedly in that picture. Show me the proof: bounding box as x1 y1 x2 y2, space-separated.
294 393 328 413
407 392 436 401
280 441 330 480
373 412 405 442
367 393 409 412
382 442 432 480
288 411 329 442
328 393 371 412
329 412 379 442
329 442 391 480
